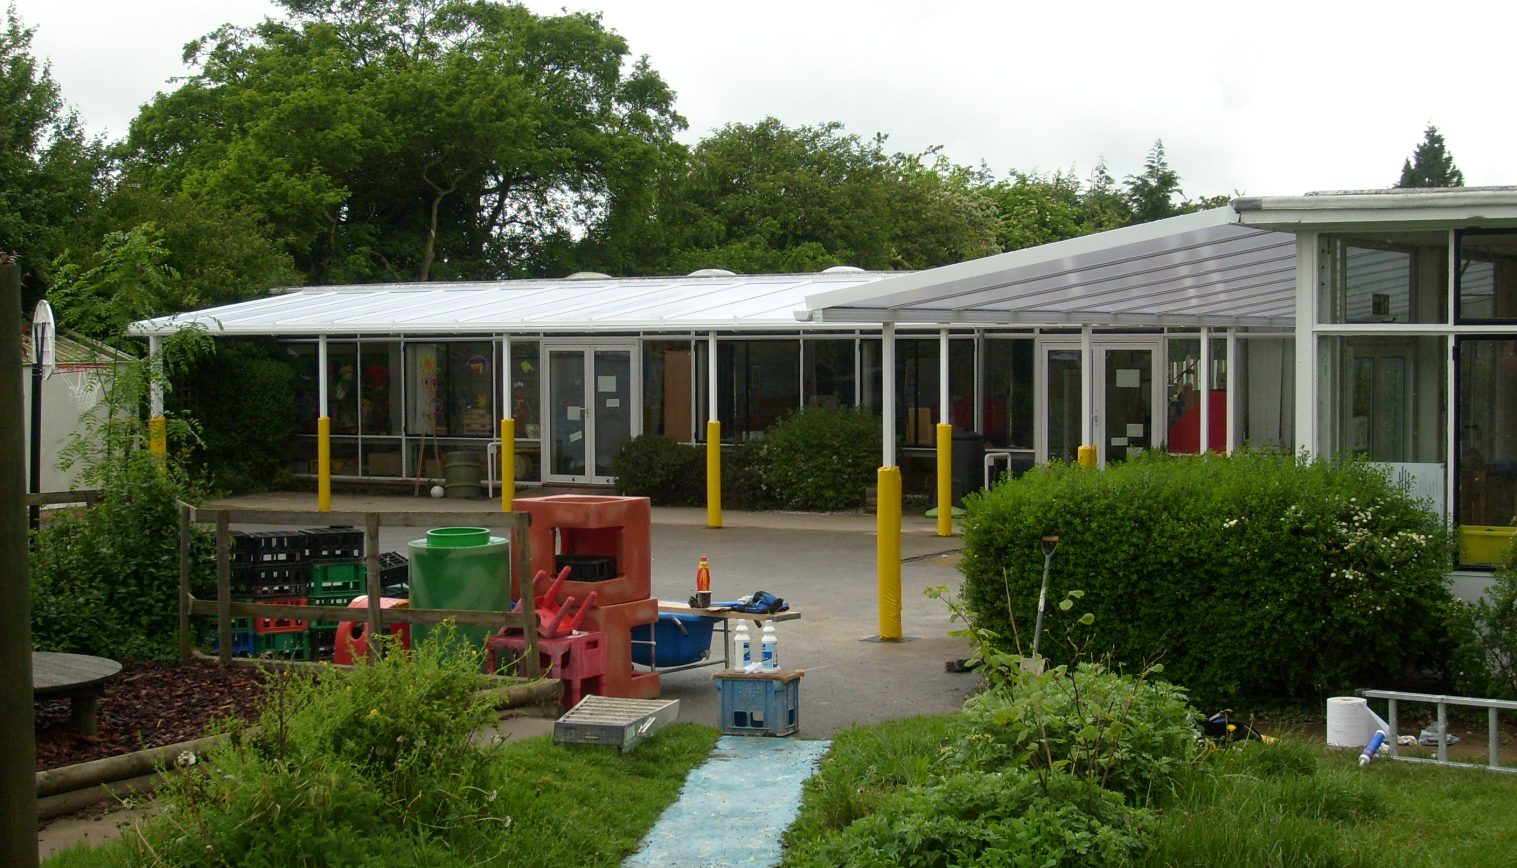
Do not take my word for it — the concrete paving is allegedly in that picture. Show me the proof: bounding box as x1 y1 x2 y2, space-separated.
202 490 980 737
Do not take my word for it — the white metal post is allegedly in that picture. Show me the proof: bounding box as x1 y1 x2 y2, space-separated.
148 335 163 418
707 332 718 425
1294 234 1319 457
939 329 949 424
883 324 896 467
317 335 329 418
1080 326 1093 450
1199 327 1211 454
1226 329 1239 454
502 337 512 421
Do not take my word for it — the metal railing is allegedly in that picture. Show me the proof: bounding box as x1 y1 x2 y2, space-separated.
1360 689 1517 773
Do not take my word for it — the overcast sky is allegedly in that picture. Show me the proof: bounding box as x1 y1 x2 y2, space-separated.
16 0 1514 198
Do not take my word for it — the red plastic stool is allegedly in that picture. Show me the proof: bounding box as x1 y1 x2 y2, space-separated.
486 630 607 708
335 596 412 665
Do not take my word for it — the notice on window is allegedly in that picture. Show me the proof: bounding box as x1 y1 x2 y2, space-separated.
1115 368 1141 389
597 375 617 393
1111 437 1128 447
567 406 582 421
568 431 582 442
605 398 621 408
1126 423 1144 438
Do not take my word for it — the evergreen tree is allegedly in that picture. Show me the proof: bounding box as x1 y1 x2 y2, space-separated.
1397 124 1465 188
1124 140 1184 224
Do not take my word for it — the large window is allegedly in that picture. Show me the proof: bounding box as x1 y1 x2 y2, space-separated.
643 339 693 440
894 337 974 446
1322 234 1448 325
1164 336 1227 453
981 338 1033 449
1458 338 1517 535
803 338 857 408
1321 335 1445 464
407 341 496 437
716 339 799 442
1457 229 1517 322
1237 337 1293 450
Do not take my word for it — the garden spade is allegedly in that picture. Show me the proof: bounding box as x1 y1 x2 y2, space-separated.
1030 535 1059 660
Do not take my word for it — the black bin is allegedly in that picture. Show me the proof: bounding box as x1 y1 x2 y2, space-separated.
950 428 985 507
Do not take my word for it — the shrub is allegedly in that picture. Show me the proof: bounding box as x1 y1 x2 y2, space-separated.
958 451 1457 710
787 769 1150 868
613 435 705 505
175 338 298 495
1455 560 1517 698
723 439 779 510
762 405 880 510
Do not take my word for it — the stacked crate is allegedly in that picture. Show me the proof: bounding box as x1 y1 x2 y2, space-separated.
302 527 365 661
228 530 313 660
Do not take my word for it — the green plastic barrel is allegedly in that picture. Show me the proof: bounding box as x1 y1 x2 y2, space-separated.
408 527 510 653
442 451 483 499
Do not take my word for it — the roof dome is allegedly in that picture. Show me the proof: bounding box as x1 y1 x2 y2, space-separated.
687 268 737 277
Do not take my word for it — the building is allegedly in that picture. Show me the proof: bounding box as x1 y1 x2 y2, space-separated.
130 187 1517 596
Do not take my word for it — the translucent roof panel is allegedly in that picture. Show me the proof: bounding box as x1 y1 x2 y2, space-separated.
800 208 1300 328
128 273 899 337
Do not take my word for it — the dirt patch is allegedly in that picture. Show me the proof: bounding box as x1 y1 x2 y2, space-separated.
34 660 265 773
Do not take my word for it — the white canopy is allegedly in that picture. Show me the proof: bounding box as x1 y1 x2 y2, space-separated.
800 208 1298 328
128 271 897 337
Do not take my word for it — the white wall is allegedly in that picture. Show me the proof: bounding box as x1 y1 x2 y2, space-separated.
20 367 104 494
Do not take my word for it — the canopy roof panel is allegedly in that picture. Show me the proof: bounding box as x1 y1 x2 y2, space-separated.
801 208 1300 328
128 272 899 337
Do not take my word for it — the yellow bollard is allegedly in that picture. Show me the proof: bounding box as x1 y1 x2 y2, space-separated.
876 465 903 640
317 416 331 512
1078 444 1097 469
148 416 167 457
500 417 515 512
935 423 953 537
706 420 723 529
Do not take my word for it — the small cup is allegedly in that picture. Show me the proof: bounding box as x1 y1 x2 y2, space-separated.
693 591 711 609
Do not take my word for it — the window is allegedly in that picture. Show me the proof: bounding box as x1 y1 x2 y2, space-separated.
803 338 856 408
1165 336 1227 453
1321 234 1448 324
509 340 541 439
643 339 693 440
895 338 974 446
1237 337 1293 450
981 338 1033 449
1320 336 1445 463
1457 338 1517 537
716 340 799 441
407 341 496 437
1457 229 1517 322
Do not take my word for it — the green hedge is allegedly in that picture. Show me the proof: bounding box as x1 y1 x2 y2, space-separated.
958 451 1457 709
612 435 706 506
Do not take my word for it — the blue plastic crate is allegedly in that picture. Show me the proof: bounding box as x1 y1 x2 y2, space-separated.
632 613 715 666
715 671 801 736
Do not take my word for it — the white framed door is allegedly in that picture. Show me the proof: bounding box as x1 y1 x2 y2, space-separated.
544 343 638 483
1036 338 1163 467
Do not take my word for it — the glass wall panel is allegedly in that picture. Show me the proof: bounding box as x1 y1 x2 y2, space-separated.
803 338 856 408
1457 338 1517 541
717 340 799 442
1457 229 1517 322
1165 336 1229 453
1321 335 1445 463
360 342 401 436
290 344 319 435
509 340 541 440
1046 348 1082 463
895 338 974 446
406 341 496 437
643 339 694 440
1322 234 1448 324
982 338 1034 449
1238 337 1294 449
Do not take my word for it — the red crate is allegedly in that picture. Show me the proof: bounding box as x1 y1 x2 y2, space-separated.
252 597 309 635
487 630 607 708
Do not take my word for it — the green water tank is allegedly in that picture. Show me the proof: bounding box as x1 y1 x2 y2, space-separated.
408 527 511 652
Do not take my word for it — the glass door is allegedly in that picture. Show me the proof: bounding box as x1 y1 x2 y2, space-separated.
545 344 637 483
1040 346 1083 464
1102 346 1156 464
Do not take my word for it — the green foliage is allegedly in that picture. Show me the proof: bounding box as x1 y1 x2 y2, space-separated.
1124 140 1184 224
958 451 1457 709
30 452 212 660
47 223 177 342
612 434 705 506
122 0 683 282
722 439 780 511
762 406 881 510
787 769 1150 868
175 338 299 494
1397 123 1465 188
1454 561 1517 698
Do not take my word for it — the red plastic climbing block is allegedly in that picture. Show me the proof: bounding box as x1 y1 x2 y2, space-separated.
334 596 412 665
576 597 660 699
513 495 651 606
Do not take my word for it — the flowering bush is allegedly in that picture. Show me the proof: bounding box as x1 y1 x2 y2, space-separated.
959 451 1457 709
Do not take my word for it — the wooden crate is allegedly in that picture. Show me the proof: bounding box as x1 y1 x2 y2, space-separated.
553 695 680 752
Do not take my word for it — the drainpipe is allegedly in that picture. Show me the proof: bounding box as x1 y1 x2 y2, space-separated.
706 331 721 529
877 323 902 640
148 334 166 461
0 258 39 867
1079 326 1096 468
317 334 331 512
935 329 952 537
500 336 514 511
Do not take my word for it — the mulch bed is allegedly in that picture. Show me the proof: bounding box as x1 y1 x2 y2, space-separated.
34 661 266 772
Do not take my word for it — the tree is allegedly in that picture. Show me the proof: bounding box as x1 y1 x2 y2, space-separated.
1397 124 1465 188
0 7 106 306
120 0 683 283
1124 140 1184 224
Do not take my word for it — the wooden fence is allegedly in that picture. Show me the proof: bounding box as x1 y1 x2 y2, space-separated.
177 505 539 676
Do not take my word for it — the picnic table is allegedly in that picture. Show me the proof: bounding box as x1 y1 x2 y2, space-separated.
33 651 122 735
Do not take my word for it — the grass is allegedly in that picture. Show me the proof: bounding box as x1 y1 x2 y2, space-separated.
45 724 720 867
783 715 1517 867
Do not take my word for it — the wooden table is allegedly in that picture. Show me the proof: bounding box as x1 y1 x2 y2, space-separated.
33 652 122 735
655 602 802 672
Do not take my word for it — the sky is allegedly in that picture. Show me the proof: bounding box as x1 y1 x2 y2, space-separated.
15 0 1515 199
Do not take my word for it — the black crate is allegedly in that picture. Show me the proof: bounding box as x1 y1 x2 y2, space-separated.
309 627 338 661
554 554 617 581
378 551 408 583
303 526 364 561
231 563 311 599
